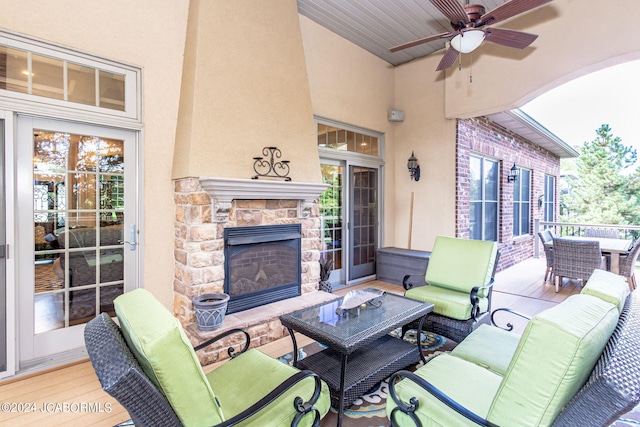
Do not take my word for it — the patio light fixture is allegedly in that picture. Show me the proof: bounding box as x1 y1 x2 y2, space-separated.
507 163 520 183
450 30 485 54
407 151 420 181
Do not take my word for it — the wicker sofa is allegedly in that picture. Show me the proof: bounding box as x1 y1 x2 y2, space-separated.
388 269 640 426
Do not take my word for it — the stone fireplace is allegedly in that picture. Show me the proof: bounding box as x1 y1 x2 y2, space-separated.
173 176 332 364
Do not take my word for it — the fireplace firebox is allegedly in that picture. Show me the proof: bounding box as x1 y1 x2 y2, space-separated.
224 224 302 313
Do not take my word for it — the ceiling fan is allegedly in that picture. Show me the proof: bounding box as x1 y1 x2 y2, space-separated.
389 0 554 71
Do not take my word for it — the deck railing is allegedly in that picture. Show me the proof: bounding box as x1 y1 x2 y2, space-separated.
533 219 640 257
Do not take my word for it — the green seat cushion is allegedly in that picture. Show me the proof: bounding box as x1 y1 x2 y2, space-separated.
405 285 488 320
386 354 502 427
451 324 520 375
581 269 628 313
208 348 331 426
488 294 619 427
114 289 224 427
425 236 498 296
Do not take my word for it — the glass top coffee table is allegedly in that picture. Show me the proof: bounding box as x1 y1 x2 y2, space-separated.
279 289 433 427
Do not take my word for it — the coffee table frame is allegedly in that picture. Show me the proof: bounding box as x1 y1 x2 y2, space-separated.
279 290 433 426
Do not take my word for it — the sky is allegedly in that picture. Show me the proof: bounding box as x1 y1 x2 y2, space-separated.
520 60 640 152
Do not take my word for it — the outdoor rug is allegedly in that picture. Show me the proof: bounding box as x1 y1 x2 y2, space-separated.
277 329 456 427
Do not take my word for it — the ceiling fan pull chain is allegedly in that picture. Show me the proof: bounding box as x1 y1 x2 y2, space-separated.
469 51 473 83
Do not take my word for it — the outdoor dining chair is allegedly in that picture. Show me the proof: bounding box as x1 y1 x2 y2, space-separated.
402 236 499 343
84 289 330 427
617 239 640 290
552 237 605 292
538 230 554 282
585 228 620 239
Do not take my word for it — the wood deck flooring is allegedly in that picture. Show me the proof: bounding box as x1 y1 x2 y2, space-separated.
0 257 584 426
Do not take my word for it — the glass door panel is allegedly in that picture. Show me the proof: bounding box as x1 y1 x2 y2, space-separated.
19 117 137 361
349 166 377 280
320 164 343 282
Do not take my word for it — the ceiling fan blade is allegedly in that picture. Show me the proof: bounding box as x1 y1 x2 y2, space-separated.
480 0 553 26
430 0 469 28
389 31 456 52
436 45 460 71
484 27 538 49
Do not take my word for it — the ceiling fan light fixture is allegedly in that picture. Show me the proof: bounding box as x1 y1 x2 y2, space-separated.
450 30 485 53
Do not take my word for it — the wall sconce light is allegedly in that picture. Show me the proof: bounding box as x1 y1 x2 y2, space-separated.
538 195 544 208
507 163 519 183
407 151 420 181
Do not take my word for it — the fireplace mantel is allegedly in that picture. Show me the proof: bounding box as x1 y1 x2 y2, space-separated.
199 177 329 222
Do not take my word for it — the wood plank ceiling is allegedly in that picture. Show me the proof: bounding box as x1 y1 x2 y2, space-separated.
297 0 507 66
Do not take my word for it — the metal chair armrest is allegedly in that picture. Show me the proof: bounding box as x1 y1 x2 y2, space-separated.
469 278 494 321
388 370 497 427
490 307 531 331
214 370 324 427
403 274 428 291
193 328 251 359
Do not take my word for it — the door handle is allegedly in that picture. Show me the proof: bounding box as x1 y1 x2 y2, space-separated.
118 224 137 251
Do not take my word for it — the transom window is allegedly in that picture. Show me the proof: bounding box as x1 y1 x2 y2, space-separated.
317 123 379 156
0 30 140 120
513 167 531 237
470 155 498 242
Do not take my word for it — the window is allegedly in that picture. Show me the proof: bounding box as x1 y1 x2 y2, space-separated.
544 175 556 223
513 168 531 236
317 123 379 156
470 155 498 241
0 30 139 120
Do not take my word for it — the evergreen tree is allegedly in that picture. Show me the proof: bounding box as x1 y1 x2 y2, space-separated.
561 124 640 224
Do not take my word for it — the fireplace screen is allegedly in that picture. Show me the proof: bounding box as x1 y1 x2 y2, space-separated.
224 224 301 313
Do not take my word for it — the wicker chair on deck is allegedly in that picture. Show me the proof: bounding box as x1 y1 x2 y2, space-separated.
552 237 604 293
538 230 554 282
584 228 621 239
402 236 499 343
85 290 330 427
618 239 640 291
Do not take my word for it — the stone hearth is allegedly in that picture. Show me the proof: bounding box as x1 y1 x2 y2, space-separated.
173 177 330 365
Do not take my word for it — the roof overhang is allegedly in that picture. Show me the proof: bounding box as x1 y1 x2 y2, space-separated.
487 109 579 159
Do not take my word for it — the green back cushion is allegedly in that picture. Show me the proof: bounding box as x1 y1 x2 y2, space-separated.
425 236 497 294
208 348 330 426
451 324 520 375
581 269 628 313
488 294 619 426
114 289 224 427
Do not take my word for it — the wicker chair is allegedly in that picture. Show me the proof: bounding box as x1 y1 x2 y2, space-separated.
552 237 604 292
618 239 640 290
584 228 620 239
85 290 330 427
538 230 554 282
402 236 499 343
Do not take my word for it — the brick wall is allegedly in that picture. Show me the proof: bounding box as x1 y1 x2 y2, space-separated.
456 117 560 270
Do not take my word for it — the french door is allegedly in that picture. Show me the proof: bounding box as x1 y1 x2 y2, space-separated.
17 117 139 362
0 118 6 375
320 161 380 285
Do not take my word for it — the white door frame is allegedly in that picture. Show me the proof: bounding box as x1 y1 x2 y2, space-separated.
16 116 141 368
0 111 16 379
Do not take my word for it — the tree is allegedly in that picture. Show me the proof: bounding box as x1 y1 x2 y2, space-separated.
561 124 640 225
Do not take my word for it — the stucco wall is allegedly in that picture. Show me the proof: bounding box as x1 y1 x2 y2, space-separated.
298 15 397 246
172 0 321 184
0 0 189 308
443 0 640 118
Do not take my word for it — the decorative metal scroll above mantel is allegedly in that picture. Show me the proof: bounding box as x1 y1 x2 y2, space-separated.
252 147 291 181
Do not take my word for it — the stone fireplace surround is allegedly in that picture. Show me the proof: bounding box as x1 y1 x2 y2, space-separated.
173 177 336 365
